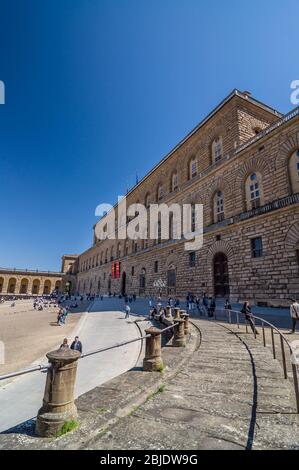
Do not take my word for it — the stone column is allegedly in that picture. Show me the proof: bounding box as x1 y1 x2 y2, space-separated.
143 327 163 372
182 313 190 335
36 347 81 437
165 306 172 318
173 319 186 347
173 308 181 320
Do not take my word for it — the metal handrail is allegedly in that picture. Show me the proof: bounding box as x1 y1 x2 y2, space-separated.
0 321 179 382
221 308 299 413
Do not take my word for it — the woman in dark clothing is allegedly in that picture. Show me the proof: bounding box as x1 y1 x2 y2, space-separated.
209 298 216 317
241 301 259 335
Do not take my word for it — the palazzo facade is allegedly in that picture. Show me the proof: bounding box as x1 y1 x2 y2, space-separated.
74 90 299 306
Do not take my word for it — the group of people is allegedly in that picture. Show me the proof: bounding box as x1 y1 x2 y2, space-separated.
60 336 83 353
57 305 70 326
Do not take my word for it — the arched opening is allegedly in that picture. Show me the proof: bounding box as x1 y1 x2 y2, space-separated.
20 278 29 294
289 149 299 194
139 268 146 295
121 271 126 296
213 253 230 298
8 277 16 294
108 275 111 293
245 172 263 210
43 280 52 295
0 277 4 293
213 190 224 223
167 265 176 296
32 279 40 295
97 278 101 292
55 280 61 291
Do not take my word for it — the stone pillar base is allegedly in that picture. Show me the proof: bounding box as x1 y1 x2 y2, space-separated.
173 319 186 347
36 406 77 438
143 357 164 372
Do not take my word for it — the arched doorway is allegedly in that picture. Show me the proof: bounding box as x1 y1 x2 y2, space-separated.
121 271 126 296
139 268 146 295
108 275 111 293
55 280 61 291
43 280 52 295
0 277 4 293
213 253 230 298
8 277 16 294
20 278 29 294
32 279 40 295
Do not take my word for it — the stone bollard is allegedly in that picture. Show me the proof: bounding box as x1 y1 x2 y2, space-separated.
172 318 186 347
182 313 190 335
143 327 164 372
36 347 81 437
165 306 172 318
173 307 181 320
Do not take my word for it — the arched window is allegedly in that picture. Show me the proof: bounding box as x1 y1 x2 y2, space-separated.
117 242 122 259
189 158 197 179
100 252 103 265
110 246 115 261
289 150 299 194
212 137 223 163
157 185 164 201
171 172 178 192
105 248 108 263
214 191 224 223
245 172 263 210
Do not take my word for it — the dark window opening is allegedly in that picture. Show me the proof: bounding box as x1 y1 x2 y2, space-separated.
251 237 263 258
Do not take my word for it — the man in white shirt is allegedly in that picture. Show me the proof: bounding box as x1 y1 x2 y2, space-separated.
289 299 299 334
125 303 131 320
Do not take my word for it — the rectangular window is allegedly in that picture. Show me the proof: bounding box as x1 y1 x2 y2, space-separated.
191 161 197 178
189 252 196 267
251 198 260 209
157 221 161 243
215 142 222 161
154 261 158 273
251 237 263 258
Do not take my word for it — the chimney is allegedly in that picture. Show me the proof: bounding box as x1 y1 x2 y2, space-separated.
243 90 252 98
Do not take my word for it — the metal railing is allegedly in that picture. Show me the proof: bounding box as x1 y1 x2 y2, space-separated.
218 308 299 413
0 322 179 382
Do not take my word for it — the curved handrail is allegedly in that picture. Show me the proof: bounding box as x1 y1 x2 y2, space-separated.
229 309 293 354
220 307 299 413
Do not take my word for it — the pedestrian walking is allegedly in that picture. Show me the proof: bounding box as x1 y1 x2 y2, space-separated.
241 301 259 335
209 298 216 317
125 303 131 320
289 299 299 334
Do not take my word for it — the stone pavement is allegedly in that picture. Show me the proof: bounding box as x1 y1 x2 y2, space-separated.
82 320 299 450
0 300 84 375
2 318 298 450
0 301 145 433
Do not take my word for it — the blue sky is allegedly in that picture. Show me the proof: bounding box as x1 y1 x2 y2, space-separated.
0 0 298 271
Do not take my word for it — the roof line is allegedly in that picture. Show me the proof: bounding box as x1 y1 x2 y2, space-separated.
95 89 282 228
